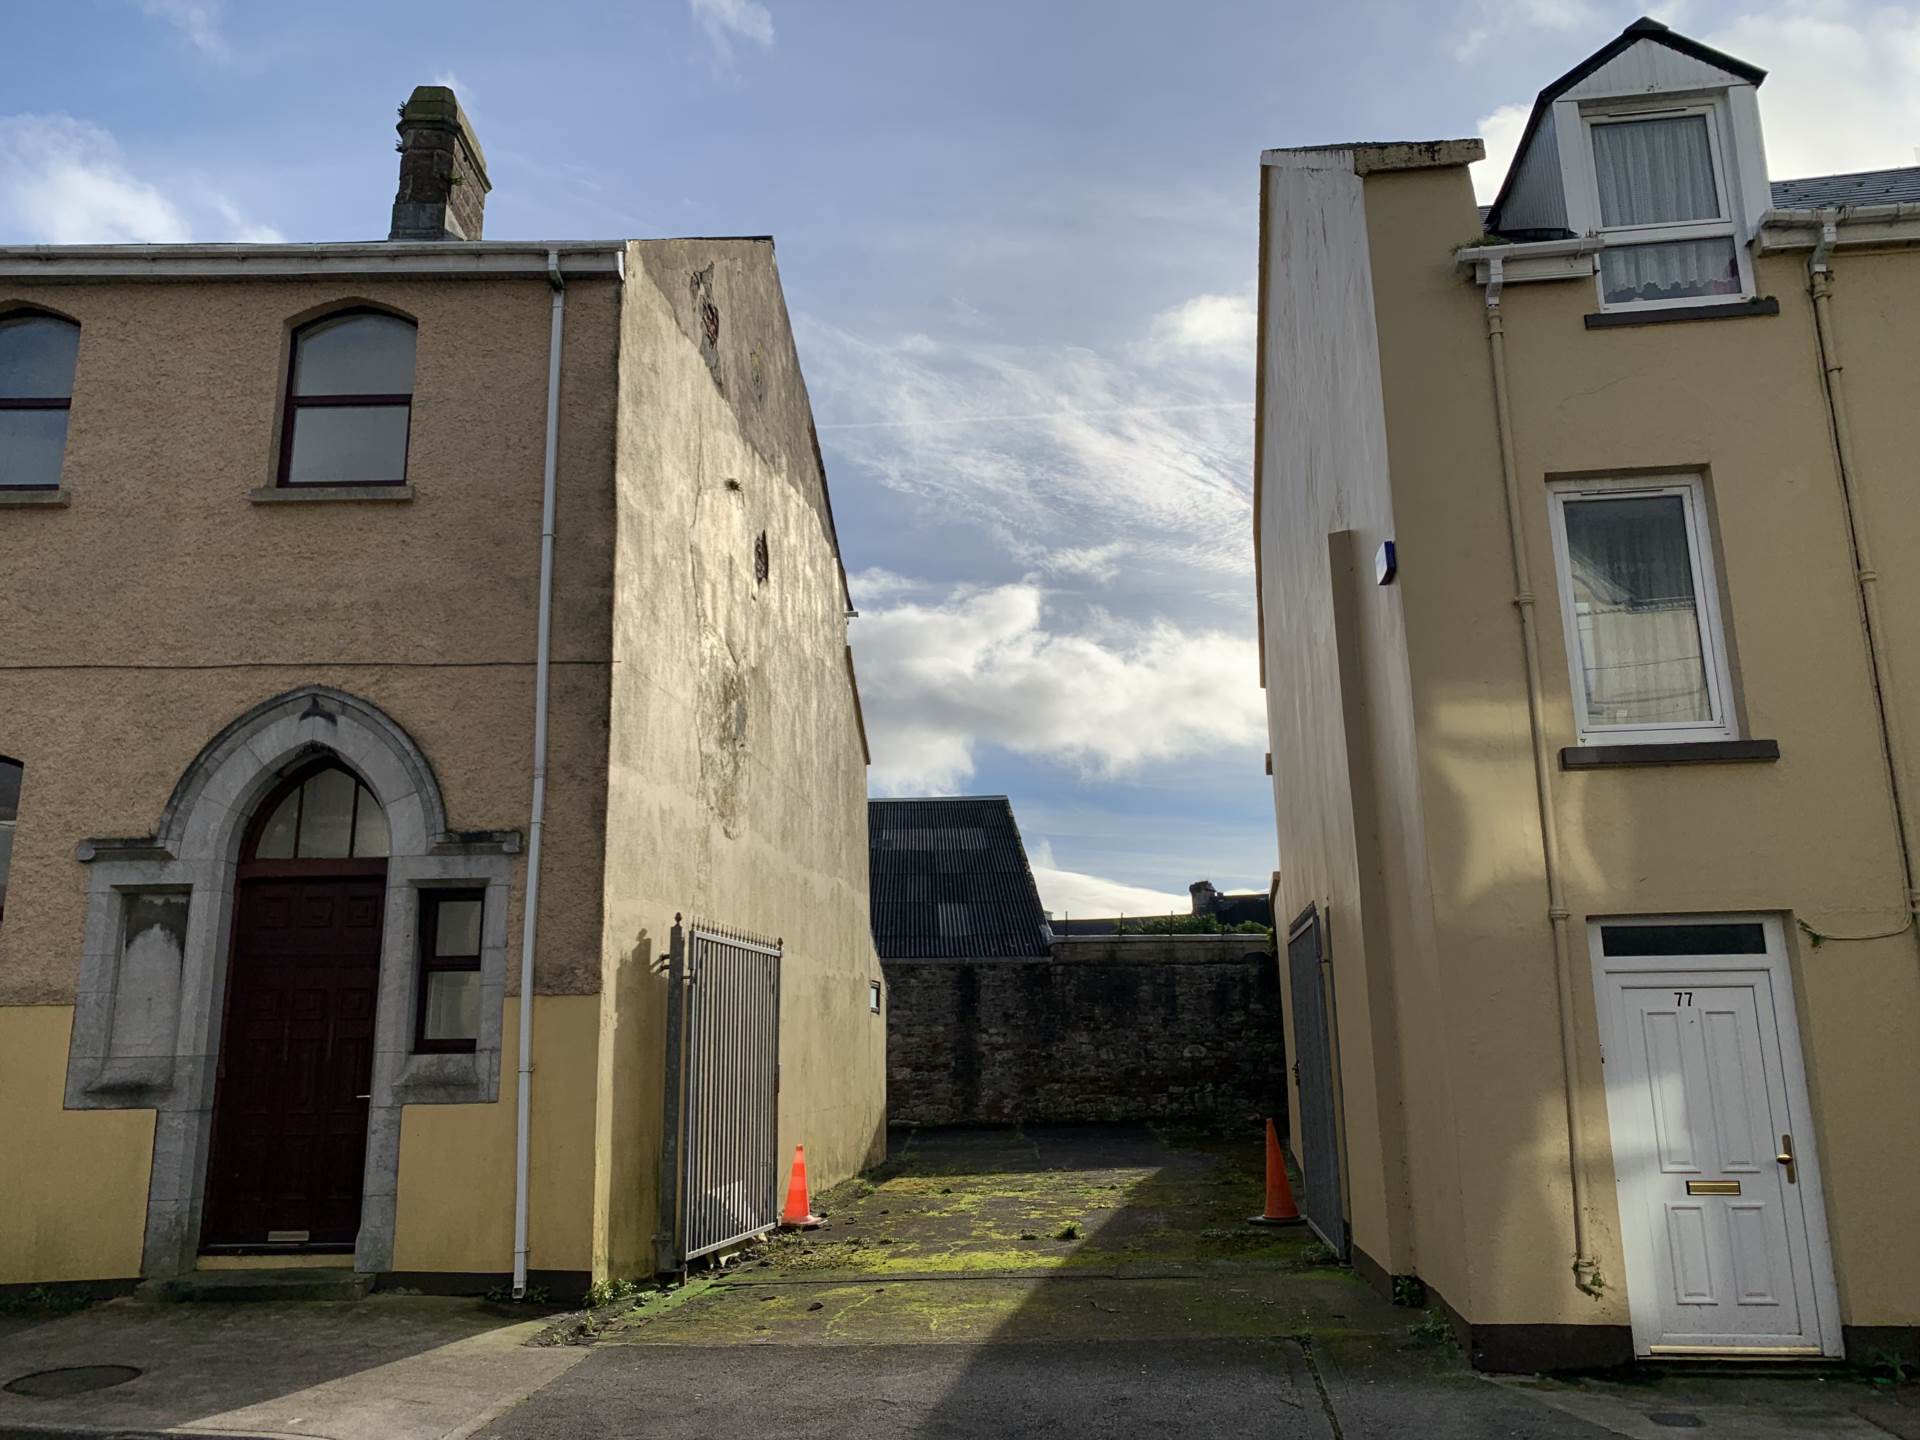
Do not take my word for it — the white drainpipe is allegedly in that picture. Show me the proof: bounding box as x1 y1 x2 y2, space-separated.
513 249 566 1299
1480 256 1603 1298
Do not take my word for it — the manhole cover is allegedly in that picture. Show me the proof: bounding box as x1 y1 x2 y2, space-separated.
4 1364 142 1398
1648 1414 1705 1429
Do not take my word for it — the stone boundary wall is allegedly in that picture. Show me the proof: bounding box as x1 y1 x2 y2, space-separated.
882 935 1288 1128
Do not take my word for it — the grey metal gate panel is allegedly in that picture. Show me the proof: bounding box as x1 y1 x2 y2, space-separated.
657 917 782 1267
1287 904 1346 1258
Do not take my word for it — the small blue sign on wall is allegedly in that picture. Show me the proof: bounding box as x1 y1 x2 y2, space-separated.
1375 540 1397 586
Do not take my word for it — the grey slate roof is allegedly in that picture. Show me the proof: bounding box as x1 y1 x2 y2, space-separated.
869 796 1052 960
1770 167 1920 209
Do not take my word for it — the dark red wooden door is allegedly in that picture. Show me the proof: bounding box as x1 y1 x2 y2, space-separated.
201 877 384 1249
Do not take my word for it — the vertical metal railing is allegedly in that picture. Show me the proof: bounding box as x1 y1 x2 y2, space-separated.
656 915 783 1268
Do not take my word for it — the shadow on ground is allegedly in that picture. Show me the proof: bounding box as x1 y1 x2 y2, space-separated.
0 1293 581 1438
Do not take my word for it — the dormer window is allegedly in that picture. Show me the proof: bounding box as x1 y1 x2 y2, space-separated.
1479 19 1773 316
1585 105 1749 310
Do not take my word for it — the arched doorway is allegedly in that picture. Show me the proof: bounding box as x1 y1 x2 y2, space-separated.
200 761 391 1252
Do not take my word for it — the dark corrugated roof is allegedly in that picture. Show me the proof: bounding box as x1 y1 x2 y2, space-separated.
1771 167 1920 209
869 796 1052 959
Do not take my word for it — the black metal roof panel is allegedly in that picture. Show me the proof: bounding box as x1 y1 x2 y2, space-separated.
1770 167 1920 209
869 796 1052 959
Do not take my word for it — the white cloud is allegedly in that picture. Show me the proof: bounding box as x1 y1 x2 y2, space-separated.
801 311 1255 589
1030 864 1191 920
0 116 190 243
0 114 280 245
1708 3 1920 181
855 582 1265 794
1454 0 1599 60
692 0 774 56
1141 291 1256 366
1472 102 1533 206
134 0 228 58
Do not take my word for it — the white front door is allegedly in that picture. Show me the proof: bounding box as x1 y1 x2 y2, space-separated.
1592 917 1842 1357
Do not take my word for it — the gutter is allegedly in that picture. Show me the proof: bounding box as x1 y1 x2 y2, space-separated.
0 241 627 282
512 249 567 1299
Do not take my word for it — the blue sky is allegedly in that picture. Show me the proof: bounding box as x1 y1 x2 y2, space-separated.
6 0 1915 913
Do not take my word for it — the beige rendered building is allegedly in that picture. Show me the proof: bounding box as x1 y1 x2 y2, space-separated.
0 88 885 1297
1256 18 1920 1369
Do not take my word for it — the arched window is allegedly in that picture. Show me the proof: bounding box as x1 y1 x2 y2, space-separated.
245 763 390 861
0 311 80 490
278 310 416 486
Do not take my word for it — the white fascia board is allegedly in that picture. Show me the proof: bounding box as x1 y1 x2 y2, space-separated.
1726 86 1771 234
1455 235 1601 284
0 241 627 281
1757 205 1920 254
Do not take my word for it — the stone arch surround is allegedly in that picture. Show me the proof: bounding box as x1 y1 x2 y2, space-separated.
65 686 520 1279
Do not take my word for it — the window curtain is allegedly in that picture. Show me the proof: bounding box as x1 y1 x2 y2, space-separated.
1592 115 1719 226
1599 237 1740 305
1562 495 1713 728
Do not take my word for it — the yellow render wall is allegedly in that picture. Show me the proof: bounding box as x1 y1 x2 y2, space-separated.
389 996 599 1276
0 1007 152 1284
1361 157 1920 1331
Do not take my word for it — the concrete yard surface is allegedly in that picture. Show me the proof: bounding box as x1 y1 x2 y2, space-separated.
0 1294 584 1440
4 1126 1916 1438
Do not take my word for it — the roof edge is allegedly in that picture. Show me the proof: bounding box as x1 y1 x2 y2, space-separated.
1262 139 1483 175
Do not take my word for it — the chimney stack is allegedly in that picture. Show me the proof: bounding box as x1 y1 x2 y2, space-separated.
389 86 490 242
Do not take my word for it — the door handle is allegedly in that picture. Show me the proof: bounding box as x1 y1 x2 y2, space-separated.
356 1093 372 1101
1776 1133 1797 1185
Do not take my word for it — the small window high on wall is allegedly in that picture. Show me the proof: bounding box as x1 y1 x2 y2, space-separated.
0 757 21 923
279 310 417 486
0 312 80 490
1584 106 1750 311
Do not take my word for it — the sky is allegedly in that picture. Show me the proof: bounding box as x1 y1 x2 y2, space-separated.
5 0 1917 915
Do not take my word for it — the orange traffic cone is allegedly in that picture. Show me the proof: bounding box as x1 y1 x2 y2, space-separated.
780 1144 823 1229
1249 1118 1305 1227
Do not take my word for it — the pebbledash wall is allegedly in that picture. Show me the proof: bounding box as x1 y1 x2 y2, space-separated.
883 936 1287 1128
0 237 884 1292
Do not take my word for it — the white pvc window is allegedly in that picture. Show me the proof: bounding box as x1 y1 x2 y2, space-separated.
1584 105 1752 311
1548 475 1736 745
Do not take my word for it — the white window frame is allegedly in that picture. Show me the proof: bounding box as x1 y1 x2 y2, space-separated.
1547 474 1737 746
1580 99 1755 313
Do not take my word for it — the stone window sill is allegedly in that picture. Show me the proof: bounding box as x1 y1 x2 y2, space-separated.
0 487 69 507
1561 739 1780 770
249 484 415 504
1584 297 1779 329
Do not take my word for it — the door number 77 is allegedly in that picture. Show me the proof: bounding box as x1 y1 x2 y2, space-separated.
1673 991 1694 1007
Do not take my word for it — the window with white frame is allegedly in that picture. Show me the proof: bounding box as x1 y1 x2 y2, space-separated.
1583 105 1751 310
1547 475 1736 745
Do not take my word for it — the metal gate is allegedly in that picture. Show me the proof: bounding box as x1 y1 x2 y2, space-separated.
1286 904 1347 1258
657 916 783 1268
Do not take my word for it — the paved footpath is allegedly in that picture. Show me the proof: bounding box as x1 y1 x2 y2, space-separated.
3 1127 1915 1438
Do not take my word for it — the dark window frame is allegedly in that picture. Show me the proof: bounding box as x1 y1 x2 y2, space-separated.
0 753 21 925
276 307 416 489
415 888 485 1054
0 309 80 492
236 758 388 878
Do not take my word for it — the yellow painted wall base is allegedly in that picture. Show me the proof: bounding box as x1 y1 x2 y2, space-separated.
0 1007 153 1285
391 995 599 1275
